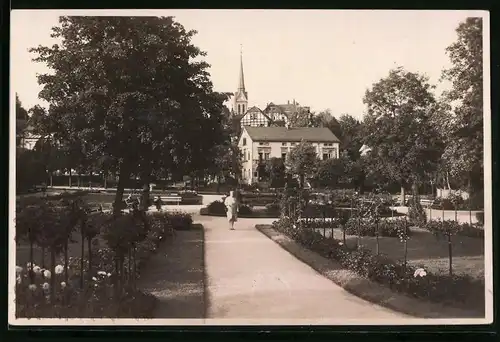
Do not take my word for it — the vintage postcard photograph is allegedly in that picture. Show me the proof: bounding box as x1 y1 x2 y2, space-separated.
9 9 492 327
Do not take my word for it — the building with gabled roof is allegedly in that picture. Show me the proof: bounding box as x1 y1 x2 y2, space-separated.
229 47 310 129
238 126 340 184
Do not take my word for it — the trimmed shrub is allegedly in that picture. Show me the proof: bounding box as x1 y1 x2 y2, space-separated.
238 204 253 215
265 202 280 214
207 200 226 215
168 212 193 230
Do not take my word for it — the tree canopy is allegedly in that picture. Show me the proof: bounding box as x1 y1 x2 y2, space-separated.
362 67 444 195
285 141 318 188
440 17 483 191
30 16 228 209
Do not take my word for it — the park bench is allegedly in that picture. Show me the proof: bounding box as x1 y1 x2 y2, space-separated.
160 195 182 205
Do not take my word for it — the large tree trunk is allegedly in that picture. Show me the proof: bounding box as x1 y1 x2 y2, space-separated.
49 172 53 187
103 171 107 189
141 181 150 212
69 169 72 187
113 163 131 216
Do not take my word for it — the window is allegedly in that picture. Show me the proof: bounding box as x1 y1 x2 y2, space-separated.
254 172 258 177
291 142 296 146
242 138 246 146
251 113 257 120
264 153 270 160
247 151 250 160
282 142 287 146
259 153 263 161
238 104 241 114
281 153 287 159
259 124 264 127
323 153 329 160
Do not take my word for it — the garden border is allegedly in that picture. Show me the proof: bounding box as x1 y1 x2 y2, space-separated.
199 207 279 218
255 224 484 319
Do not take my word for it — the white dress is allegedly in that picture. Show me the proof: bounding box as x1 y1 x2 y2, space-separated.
224 196 238 222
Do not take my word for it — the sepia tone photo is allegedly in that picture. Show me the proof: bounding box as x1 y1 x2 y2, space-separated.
9 9 492 326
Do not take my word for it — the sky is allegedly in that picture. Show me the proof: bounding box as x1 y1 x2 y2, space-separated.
11 9 487 119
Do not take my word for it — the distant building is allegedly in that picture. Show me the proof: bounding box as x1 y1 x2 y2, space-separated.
238 126 341 184
17 121 40 150
239 106 271 127
229 48 310 129
231 49 248 116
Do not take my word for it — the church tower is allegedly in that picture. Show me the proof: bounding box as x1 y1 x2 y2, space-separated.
232 46 248 115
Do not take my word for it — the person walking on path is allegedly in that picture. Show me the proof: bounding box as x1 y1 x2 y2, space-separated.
154 195 163 211
224 190 238 230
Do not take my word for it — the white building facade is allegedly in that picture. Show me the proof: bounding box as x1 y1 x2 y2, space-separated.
238 126 341 184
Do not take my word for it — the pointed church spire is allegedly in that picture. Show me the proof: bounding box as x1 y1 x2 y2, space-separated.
238 44 245 91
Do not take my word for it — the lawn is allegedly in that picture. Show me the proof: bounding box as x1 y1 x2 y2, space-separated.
311 226 484 280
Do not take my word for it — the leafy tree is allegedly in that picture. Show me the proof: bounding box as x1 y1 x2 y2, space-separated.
16 148 47 192
440 17 483 193
285 141 318 188
314 158 345 189
16 94 30 146
16 94 29 121
265 157 286 188
363 68 444 204
337 114 366 191
312 109 343 139
288 106 312 127
30 16 227 213
338 114 363 158
33 137 62 187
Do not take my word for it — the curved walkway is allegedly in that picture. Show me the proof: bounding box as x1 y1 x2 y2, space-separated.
201 215 408 322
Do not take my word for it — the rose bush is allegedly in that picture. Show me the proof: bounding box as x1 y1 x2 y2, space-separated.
271 217 484 311
343 217 412 238
15 196 186 318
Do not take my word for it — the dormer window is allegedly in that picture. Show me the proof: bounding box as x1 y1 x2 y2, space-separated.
242 138 247 146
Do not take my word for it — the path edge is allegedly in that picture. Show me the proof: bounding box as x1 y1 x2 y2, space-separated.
201 224 209 322
255 224 484 319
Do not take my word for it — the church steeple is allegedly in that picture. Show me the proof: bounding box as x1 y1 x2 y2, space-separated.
232 44 248 116
238 45 246 92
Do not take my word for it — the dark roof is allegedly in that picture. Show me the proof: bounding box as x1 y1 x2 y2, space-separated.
244 126 340 143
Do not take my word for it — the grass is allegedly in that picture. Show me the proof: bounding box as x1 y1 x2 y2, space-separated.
256 225 484 318
136 225 205 318
309 225 484 279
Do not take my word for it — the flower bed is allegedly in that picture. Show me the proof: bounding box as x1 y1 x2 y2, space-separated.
343 217 412 238
15 197 192 318
200 201 278 218
425 220 484 239
270 217 484 312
